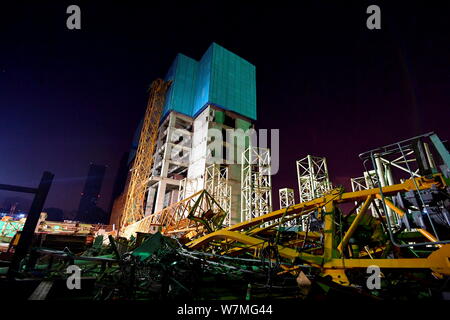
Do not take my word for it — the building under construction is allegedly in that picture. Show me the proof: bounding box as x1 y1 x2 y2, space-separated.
110 43 266 233
2 43 450 302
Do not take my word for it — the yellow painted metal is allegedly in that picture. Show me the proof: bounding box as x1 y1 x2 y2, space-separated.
339 175 444 202
217 176 443 236
375 193 442 247
185 174 450 285
187 229 450 276
186 229 307 262
321 244 450 275
337 195 374 254
418 229 442 247
322 269 350 286
323 200 335 261
122 189 225 238
120 79 172 233
427 245 450 276
278 265 302 276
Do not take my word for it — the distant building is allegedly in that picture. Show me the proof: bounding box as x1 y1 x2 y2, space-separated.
107 152 129 225
109 152 129 212
77 163 107 223
43 207 65 221
1 196 32 214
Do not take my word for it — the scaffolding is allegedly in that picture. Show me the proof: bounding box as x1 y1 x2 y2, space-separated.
279 188 295 209
241 147 272 222
350 170 378 192
296 155 332 230
204 164 232 226
178 178 199 201
279 188 296 227
351 170 379 216
296 155 332 202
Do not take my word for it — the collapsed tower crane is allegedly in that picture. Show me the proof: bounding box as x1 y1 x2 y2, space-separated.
186 132 450 290
119 79 172 233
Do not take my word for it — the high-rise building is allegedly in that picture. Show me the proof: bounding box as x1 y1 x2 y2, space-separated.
77 163 107 223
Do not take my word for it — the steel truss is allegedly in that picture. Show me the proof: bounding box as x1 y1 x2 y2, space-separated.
187 174 450 287
241 147 272 222
122 189 226 239
204 164 232 226
178 177 199 202
120 79 172 233
279 188 296 227
296 155 332 230
351 170 380 216
354 134 442 227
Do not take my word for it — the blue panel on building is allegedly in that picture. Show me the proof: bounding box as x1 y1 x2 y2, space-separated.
162 54 198 118
161 43 256 120
192 45 213 116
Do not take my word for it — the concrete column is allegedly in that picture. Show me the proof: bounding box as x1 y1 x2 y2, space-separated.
145 186 156 215
160 120 174 178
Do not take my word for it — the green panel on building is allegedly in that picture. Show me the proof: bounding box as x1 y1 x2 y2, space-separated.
162 43 256 121
208 43 257 120
162 53 198 118
214 110 225 124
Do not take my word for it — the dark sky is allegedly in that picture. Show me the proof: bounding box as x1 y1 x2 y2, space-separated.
1 1 449 215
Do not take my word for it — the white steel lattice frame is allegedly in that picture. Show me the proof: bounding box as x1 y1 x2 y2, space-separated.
373 151 420 226
296 155 332 202
378 150 421 179
178 178 199 202
296 155 332 230
241 147 272 222
279 188 296 227
279 188 295 209
350 170 379 192
351 153 420 224
351 170 379 216
357 142 437 227
204 164 232 226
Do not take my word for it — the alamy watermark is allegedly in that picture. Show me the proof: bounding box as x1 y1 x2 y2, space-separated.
366 265 381 290
366 5 381 30
66 5 379 31
66 265 81 290
66 5 81 30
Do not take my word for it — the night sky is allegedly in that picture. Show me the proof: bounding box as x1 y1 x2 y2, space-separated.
1 1 449 217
